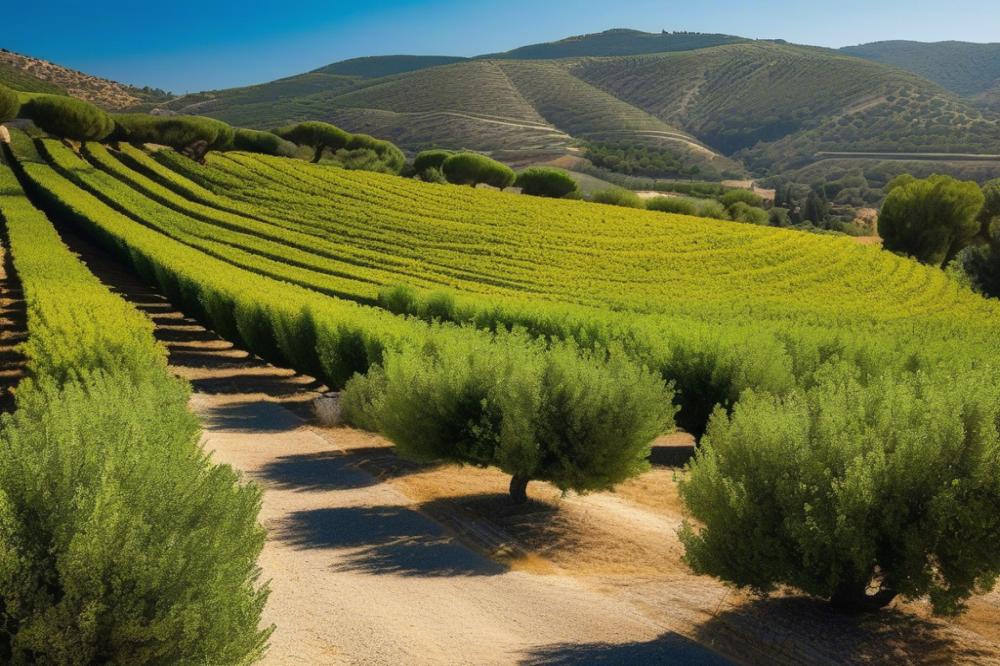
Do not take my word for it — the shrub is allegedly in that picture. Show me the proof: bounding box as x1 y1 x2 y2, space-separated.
343 332 675 503
419 166 447 184
18 94 114 141
646 196 697 215
728 201 770 225
233 127 298 157
442 152 515 189
591 188 644 209
720 189 764 208
113 114 235 160
0 374 270 663
514 168 579 198
696 200 728 219
0 83 19 122
413 149 454 174
273 121 351 162
879 174 985 266
680 366 1000 615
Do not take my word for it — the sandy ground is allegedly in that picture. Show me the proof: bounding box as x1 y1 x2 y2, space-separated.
59 223 1000 665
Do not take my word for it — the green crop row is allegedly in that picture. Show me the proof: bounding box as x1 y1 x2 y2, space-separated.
0 157 268 662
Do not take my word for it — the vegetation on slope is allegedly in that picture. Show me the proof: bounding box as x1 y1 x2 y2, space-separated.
842 40 1000 97
479 28 748 60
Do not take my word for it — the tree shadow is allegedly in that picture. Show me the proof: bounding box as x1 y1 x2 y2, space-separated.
694 595 992 665
199 399 303 433
260 446 432 492
522 632 732 665
274 505 506 578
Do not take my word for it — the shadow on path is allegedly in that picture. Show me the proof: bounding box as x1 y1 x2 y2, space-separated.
522 632 732 665
275 505 507 578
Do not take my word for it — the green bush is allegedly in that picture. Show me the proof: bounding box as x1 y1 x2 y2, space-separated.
514 168 579 198
344 332 675 503
18 94 114 141
680 366 1000 615
879 174 985 266
720 189 764 208
343 134 405 174
273 121 350 162
442 152 515 189
728 201 770 225
646 196 697 215
697 200 728 219
0 83 19 122
113 114 235 160
419 166 447 184
591 187 644 209
413 149 454 174
233 127 298 157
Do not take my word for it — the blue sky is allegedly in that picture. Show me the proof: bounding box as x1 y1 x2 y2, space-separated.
4 0 998 93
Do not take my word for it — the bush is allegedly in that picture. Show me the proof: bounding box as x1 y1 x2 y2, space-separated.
18 94 114 141
419 166 447 184
113 114 235 160
720 189 764 208
591 188 644 209
680 366 1000 615
879 174 985 266
0 83 19 122
343 134 405 174
413 149 454 174
343 332 675 503
514 168 579 198
646 196 697 215
697 200 728 219
233 127 298 157
442 152 515 189
273 121 351 162
728 201 770 225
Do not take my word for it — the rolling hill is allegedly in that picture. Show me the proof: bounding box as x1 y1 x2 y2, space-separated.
478 28 748 59
841 40 1000 97
0 48 170 109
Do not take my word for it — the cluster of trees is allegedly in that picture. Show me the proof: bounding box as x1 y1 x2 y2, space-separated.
590 185 777 225
412 149 517 190
585 140 708 179
272 121 406 173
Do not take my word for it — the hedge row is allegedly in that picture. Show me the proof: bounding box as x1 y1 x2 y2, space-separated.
0 158 269 662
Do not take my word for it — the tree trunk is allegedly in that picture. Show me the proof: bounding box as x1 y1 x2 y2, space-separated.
312 145 325 163
830 579 898 614
509 475 530 504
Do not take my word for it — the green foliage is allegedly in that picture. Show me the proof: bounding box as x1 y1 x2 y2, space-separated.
0 83 18 122
842 41 1000 97
442 152 515 189
585 140 704 179
879 174 985 266
646 196 697 215
113 113 235 159
0 163 269 662
344 332 675 502
720 189 764 208
233 127 298 157
413 149 454 174
591 187 644 208
514 167 579 198
728 201 770 225
273 121 351 162
680 366 1000 615
18 94 114 141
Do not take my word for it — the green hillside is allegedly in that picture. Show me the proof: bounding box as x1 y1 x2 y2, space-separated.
314 55 468 78
479 28 748 59
841 40 1000 97
0 60 65 95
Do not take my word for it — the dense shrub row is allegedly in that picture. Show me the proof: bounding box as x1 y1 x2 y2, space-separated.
18 94 115 141
112 113 235 160
0 83 18 122
0 159 269 662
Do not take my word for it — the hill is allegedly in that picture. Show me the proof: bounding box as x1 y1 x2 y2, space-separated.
479 28 748 59
0 48 170 109
315 55 468 78
841 40 1000 97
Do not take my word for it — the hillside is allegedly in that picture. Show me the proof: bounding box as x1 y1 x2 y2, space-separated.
0 48 170 109
841 40 1000 97
479 28 748 59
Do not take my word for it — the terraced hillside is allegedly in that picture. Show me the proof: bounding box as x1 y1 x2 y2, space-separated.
842 40 1000 97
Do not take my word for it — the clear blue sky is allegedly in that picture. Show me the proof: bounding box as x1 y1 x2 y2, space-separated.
4 0 998 93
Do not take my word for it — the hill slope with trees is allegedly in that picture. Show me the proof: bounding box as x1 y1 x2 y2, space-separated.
841 40 1000 97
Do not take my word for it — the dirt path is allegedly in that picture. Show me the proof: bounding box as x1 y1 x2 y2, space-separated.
54 219 1000 665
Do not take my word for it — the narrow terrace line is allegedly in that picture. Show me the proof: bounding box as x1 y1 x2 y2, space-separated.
0 220 28 412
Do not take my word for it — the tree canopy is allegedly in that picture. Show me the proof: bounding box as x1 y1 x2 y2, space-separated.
233 128 298 157
413 149 455 174
514 168 579 198
0 83 19 123
113 114 234 160
272 121 350 162
879 174 985 266
18 94 115 141
441 152 515 189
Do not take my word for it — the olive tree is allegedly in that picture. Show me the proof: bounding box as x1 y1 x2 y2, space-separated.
680 366 1000 615
113 114 235 160
442 152 515 189
0 83 19 122
233 127 298 157
343 332 675 503
514 168 579 198
18 94 115 141
879 174 985 266
273 121 350 162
